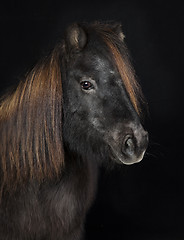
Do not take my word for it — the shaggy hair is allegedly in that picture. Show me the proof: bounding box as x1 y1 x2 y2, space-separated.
92 22 143 114
0 45 64 191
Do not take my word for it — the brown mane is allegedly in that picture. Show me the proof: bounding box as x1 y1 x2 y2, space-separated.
0 45 64 190
105 40 141 114
93 23 143 115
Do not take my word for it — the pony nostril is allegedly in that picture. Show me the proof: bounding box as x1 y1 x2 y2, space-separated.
123 135 135 157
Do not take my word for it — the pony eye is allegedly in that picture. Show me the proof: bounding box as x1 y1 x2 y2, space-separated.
80 81 94 90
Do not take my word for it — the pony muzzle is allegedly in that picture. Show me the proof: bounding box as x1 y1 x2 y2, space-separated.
121 127 148 165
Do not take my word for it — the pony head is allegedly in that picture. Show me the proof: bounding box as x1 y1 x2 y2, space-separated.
62 22 148 165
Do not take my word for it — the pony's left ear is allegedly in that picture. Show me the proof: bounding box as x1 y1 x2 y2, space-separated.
113 23 125 41
66 23 87 51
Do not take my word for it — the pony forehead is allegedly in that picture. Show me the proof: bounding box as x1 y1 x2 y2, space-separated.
77 24 141 115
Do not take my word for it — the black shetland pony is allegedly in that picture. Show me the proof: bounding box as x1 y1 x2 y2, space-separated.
0 22 148 239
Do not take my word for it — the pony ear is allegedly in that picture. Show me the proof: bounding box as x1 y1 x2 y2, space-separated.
66 23 87 50
113 23 125 41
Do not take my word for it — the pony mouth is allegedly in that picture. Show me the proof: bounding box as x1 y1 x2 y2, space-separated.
109 145 146 165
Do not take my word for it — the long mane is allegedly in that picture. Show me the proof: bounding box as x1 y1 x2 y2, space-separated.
0 44 64 190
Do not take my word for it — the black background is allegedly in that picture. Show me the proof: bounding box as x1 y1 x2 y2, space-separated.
1 1 184 239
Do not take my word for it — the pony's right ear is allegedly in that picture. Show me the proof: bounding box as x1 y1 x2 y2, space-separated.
66 23 87 51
